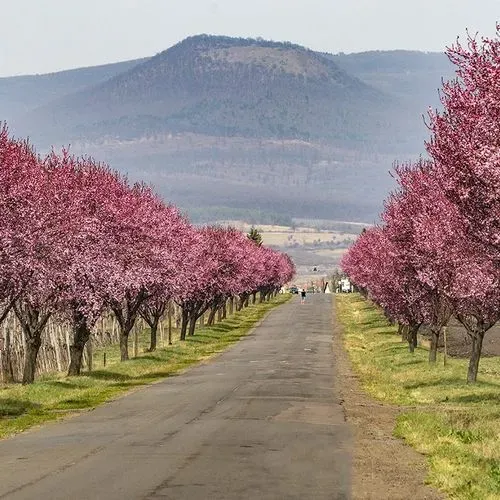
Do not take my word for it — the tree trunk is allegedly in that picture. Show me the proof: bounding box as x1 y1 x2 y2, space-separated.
68 319 92 376
467 328 485 383
22 337 41 384
140 301 166 352
429 328 439 363
259 291 265 303
207 306 217 326
180 307 189 341
14 302 51 384
119 328 131 361
112 291 148 361
188 314 197 337
168 302 172 345
408 337 415 353
408 324 419 353
397 323 403 337
252 292 257 304
237 294 248 311
148 322 158 351
1 328 14 383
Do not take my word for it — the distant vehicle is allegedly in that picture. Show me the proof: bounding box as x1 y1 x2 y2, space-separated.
289 286 299 294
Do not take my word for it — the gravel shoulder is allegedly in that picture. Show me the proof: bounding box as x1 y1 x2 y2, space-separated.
332 299 444 500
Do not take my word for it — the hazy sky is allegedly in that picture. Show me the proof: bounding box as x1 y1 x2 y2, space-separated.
1 0 498 77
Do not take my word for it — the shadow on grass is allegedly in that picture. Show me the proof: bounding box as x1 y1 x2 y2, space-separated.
134 372 175 380
365 327 396 335
208 323 234 333
0 398 41 417
357 319 389 327
446 392 500 404
43 380 81 389
404 377 500 391
88 370 133 382
395 359 426 367
140 355 171 362
54 397 102 409
185 336 214 344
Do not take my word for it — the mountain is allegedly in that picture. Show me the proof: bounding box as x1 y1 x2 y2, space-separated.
0 58 146 122
332 50 452 113
14 35 404 149
2 36 455 223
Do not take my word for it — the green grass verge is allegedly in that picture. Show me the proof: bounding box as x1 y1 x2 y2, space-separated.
0 294 291 439
336 293 500 500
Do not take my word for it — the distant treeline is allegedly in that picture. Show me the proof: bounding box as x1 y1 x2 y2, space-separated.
186 206 293 227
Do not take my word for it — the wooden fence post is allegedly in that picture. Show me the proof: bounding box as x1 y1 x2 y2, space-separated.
168 301 173 345
443 326 448 367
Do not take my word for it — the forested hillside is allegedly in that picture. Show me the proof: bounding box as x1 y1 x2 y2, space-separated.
0 58 145 121
1 36 454 222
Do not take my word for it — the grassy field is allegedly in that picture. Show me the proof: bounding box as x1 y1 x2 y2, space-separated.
336 294 500 500
261 231 354 247
216 222 357 247
0 294 290 439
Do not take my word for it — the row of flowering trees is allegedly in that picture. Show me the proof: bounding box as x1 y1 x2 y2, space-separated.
0 125 295 384
342 24 500 383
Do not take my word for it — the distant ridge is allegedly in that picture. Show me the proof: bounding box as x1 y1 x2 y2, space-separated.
0 58 147 122
2 35 454 223
13 34 400 148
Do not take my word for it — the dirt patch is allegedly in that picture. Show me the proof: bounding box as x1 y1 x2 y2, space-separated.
421 318 500 358
332 311 444 499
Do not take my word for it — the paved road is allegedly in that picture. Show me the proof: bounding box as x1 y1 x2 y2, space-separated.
0 294 351 499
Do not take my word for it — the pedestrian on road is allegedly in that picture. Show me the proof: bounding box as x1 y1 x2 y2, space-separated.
300 287 306 304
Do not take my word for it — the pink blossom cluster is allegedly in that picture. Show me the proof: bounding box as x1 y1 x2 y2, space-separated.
0 125 295 381
342 24 500 383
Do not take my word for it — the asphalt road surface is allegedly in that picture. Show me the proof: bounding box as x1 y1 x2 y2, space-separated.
0 294 351 499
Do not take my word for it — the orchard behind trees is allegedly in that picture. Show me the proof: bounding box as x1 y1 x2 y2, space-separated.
342 24 500 383
0 125 295 383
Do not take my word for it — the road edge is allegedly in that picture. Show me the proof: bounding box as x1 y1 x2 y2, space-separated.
331 295 444 500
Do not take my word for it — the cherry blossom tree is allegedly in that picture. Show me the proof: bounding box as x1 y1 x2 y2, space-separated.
107 185 194 361
0 126 42 325
0 129 76 383
175 226 294 339
139 296 168 352
42 151 134 375
342 225 427 352
383 161 456 362
176 226 247 338
0 123 296 381
425 25 500 381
